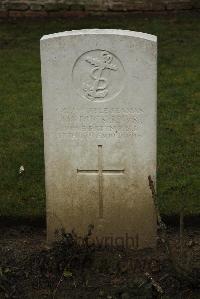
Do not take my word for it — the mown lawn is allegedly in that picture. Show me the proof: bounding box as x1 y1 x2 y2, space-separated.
0 14 199 221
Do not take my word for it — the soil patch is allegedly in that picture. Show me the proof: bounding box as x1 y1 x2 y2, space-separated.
0 225 199 298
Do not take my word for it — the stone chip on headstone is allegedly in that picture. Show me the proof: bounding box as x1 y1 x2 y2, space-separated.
40 29 157 248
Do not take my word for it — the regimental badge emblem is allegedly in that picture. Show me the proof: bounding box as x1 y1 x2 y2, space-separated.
72 50 125 102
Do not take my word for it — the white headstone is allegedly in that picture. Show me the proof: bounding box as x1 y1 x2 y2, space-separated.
40 29 157 249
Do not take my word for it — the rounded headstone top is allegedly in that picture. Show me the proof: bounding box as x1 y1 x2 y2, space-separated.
40 29 157 43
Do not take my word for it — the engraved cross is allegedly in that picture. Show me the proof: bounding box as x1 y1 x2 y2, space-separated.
77 145 125 219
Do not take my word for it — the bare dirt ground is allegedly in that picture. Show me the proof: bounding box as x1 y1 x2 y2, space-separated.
0 225 200 298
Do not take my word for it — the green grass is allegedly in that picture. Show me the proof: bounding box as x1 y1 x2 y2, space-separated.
0 14 199 220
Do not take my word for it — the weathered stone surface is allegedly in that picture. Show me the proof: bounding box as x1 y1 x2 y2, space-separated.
41 29 157 249
166 1 193 10
0 0 196 18
126 2 165 11
6 2 29 11
85 3 106 11
9 10 25 17
30 3 43 11
69 3 85 11
44 3 70 11
24 10 47 17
